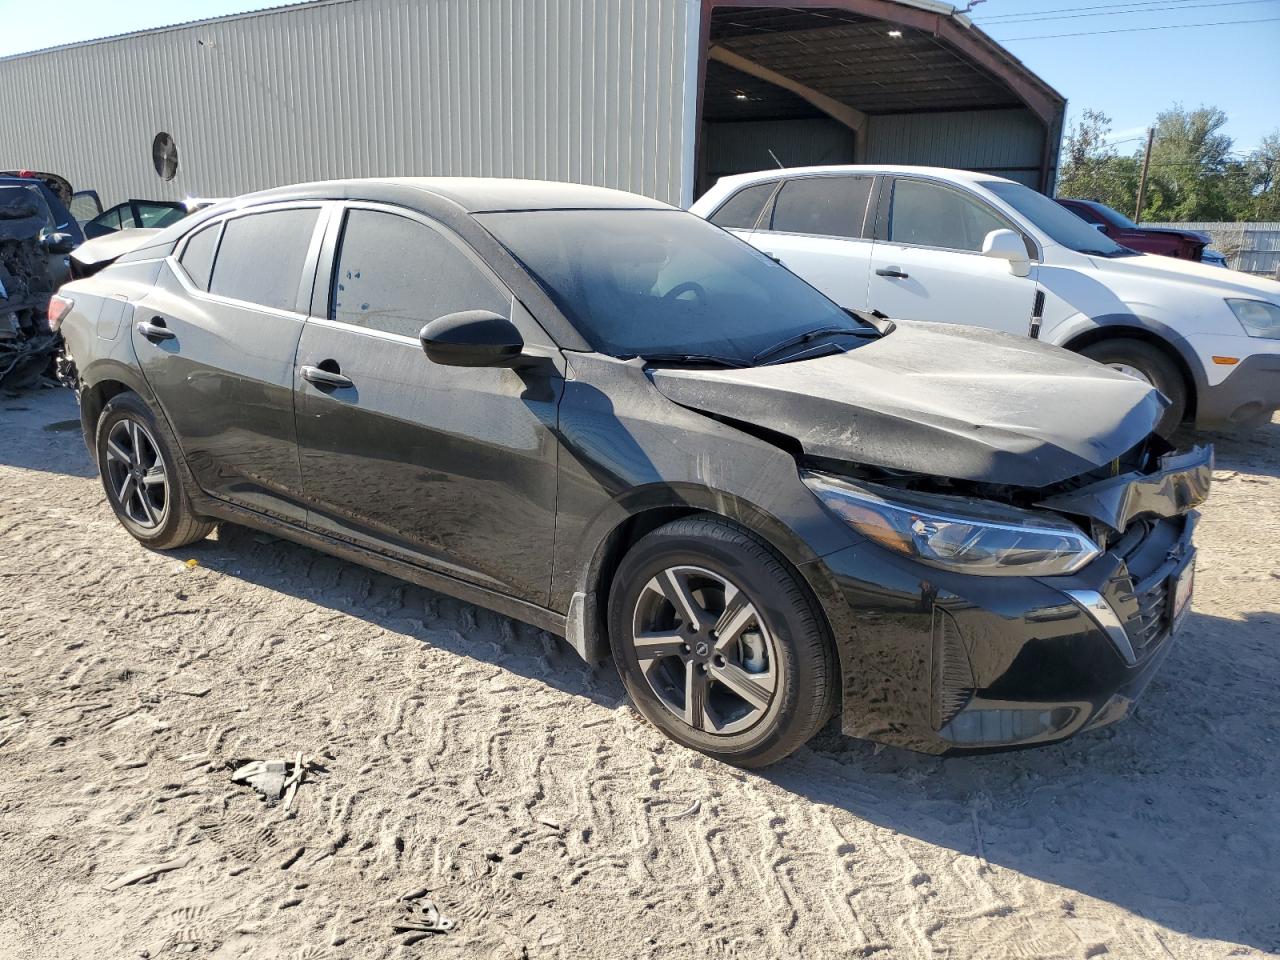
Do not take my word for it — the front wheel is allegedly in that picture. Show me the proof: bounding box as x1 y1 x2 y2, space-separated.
96 392 215 550
608 516 836 768
1079 338 1187 437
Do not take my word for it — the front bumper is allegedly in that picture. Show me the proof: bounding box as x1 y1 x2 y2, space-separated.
800 512 1197 754
1195 352 1280 428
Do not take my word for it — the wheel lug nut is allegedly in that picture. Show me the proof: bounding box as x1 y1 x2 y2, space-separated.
681 643 690 654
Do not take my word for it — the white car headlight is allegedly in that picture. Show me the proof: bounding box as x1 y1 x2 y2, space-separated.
804 472 1100 577
1226 299 1280 339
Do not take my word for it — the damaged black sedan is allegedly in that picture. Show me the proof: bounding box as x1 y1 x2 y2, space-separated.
56 178 1210 765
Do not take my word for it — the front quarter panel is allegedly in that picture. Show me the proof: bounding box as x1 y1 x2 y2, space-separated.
549 354 861 615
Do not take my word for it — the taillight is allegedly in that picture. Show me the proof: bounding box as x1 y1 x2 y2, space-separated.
48 294 75 332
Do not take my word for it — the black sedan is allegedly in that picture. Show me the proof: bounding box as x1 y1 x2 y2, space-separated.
53 178 1210 765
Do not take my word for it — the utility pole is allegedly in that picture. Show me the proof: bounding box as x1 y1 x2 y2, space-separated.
1134 127 1154 223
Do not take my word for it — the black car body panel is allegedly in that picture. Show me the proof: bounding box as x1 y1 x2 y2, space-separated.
57 177 1209 756
1037 445 1212 532
652 319 1165 488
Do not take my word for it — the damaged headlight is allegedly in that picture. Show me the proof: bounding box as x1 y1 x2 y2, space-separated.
804 472 1101 577
1226 299 1280 339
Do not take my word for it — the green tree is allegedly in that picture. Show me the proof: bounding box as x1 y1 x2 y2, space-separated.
1246 131 1280 220
1056 109 1139 213
1140 105 1249 221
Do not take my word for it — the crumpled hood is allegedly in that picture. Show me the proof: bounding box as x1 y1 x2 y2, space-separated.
651 320 1164 489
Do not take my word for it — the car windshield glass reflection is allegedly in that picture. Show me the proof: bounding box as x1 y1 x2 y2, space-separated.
477 209 871 364
986 181 1137 257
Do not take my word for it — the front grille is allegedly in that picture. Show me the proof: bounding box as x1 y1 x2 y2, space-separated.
1128 578 1169 653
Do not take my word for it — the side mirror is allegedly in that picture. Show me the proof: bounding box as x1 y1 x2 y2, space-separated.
981 228 1031 278
42 232 77 254
420 310 524 367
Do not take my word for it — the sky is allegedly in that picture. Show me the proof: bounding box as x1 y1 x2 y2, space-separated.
0 0 1277 153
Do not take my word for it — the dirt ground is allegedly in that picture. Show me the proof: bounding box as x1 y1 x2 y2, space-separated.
1 386 1277 960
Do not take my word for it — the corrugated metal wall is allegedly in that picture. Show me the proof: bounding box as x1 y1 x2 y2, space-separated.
701 118 856 186
863 107 1047 186
0 0 695 207
1141 222 1280 278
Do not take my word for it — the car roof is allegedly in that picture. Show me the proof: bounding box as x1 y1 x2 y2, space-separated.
711 164 1016 192
229 177 675 214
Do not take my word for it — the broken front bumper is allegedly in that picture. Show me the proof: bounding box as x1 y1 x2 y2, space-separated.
800 447 1211 755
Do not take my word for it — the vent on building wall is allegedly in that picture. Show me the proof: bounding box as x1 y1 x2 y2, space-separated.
152 133 179 181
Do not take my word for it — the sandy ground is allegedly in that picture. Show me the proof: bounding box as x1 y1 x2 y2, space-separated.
0 386 1277 960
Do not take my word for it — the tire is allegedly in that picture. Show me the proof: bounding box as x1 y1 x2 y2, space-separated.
96 392 215 550
608 516 836 768
1079 338 1187 437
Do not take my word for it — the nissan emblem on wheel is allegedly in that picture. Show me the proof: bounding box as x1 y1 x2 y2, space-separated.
55 177 1211 766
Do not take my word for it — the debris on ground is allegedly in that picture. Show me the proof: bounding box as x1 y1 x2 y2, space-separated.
230 755 317 806
102 854 193 891
392 895 455 937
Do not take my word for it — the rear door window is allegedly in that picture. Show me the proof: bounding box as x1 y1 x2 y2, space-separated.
179 223 221 291
329 209 509 338
708 181 777 230
770 176 873 238
209 208 320 312
889 179 1008 252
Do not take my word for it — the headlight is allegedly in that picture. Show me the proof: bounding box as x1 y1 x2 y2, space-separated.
1226 299 1280 339
804 472 1100 577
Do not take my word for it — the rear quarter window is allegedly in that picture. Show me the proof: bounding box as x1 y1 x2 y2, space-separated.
178 223 221 291
708 181 777 230
208 208 319 311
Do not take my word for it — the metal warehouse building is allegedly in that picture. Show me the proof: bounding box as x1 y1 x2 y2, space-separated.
0 0 1065 210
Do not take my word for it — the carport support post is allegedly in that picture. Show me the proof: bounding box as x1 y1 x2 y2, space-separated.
1134 127 1155 223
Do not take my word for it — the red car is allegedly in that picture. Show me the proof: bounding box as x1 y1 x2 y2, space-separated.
1056 198 1209 261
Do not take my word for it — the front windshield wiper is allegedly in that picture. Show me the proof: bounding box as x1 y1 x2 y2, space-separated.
639 353 751 369
1078 247 1139 258
751 326 872 365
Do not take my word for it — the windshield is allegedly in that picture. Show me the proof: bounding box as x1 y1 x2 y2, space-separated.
476 209 868 363
985 181 1134 256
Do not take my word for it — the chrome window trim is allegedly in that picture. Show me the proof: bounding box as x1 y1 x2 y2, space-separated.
168 200 334 318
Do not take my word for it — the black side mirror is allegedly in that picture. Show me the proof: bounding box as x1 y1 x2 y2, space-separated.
420 310 524 367
43 232 77 254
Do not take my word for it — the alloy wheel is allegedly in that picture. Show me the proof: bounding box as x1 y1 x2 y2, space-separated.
630 565 780 736
104 418 169 529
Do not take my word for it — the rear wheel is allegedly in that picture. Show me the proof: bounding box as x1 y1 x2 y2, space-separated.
96 392 215 549
1079 338 1187 437
608 516 836 768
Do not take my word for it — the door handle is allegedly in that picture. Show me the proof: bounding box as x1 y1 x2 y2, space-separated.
875 267 909 279
136 318 175 342
300 364 354 390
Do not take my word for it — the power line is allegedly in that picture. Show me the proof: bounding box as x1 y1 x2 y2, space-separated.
993 15 1280 40
974 0 1276 25
974 0 1249 20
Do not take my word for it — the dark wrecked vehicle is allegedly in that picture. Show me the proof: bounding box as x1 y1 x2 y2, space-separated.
55 178 1210 765
0 177 80 389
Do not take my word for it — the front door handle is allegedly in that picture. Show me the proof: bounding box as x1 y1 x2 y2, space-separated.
136 318 176 342
300 364 354 390
875 267 909 279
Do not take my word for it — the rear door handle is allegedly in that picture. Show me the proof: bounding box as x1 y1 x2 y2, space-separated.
300 364 354 390
875 267 909 279
136 318 176 342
